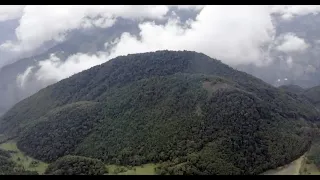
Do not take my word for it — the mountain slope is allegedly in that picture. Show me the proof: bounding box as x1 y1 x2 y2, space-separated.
0 50 319 175
0 149 38 175
302 86 320 109
44 155 106 175
279 85 305 94
279 84 320 110
0 19 140 116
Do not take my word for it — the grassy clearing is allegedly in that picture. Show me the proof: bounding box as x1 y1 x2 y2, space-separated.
0 139 315 176
0 134 9 143
0 140 48 174
262 154 305 175
106 163 158 175
263 138 320 176
0 139 158 175
300 157 320 175
299 142 320 175
0 140 157 175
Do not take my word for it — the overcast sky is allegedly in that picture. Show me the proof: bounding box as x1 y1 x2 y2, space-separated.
1 5 320 87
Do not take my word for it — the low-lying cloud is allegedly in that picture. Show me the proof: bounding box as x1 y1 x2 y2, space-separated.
271 5 320 20
16 66 34 89
1 5 171 53
14 5 320 90
36 53 108 82
17 5 276 89
0 5 25 22
17 52 109 85
108 5 276 66
275 33 309 53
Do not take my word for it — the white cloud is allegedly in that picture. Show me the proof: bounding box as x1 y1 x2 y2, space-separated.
35 53 108 82
16 52 110 89
0 5 170 53
169 5 205 10
0 5 25 21
91 18 116 28
17 5 277 89
275 33 309 53
2 5 319 61
286 56 293 68
17 66 34 89
106 5 275 66
271 5 320 20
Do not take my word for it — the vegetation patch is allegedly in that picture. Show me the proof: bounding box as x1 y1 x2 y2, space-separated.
0 141 48 174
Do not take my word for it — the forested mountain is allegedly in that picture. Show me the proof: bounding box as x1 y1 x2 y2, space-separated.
279 84 320 110
0 18 140 116
0 51 319 175
44 155 106 175
279 85 305 94
302 86 320 109
0 9 197 117
2 11 320 117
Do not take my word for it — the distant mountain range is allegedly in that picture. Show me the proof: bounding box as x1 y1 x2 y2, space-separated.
1 12 320 116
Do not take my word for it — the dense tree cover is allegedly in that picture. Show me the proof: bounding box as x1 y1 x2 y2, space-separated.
17 101 103 162
44 155 106 175
0 155 18 175
0 149 38 175
279 85 305 94
279 84 320 110
0 51 319 175
304 134 320 168
0 149 10 159
307 143 320 167
302 85 320 109
2 51 317 136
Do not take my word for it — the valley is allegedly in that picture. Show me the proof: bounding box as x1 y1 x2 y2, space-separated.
0 139 158 175
0 140 48 174
262 155 305 175
263 139 320 175
1 138 318 175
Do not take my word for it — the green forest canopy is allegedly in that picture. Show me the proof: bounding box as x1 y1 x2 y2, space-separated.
0 50 319 175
